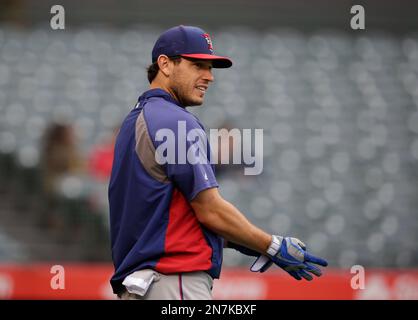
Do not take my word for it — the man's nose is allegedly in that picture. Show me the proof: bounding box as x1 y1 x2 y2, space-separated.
203 68 214 82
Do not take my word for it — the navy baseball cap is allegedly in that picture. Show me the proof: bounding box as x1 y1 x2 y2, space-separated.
152 25 232 68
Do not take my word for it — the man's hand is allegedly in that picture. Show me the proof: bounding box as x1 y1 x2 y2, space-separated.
251 236 328 281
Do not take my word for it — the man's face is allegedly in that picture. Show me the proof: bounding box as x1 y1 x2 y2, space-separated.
168 57 214 107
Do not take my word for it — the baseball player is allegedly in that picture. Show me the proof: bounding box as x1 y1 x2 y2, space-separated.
108 25 328 300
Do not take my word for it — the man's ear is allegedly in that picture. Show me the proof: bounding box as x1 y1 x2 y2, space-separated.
157 55 171 77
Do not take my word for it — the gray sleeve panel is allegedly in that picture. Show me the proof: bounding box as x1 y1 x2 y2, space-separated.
135 111 170 184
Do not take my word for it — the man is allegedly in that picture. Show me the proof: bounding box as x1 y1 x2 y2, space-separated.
108 25 328 300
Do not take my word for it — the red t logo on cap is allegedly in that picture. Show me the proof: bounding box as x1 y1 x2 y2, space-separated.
202 33 214 53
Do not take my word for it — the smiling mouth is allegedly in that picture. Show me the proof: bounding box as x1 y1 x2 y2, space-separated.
196 86 207 93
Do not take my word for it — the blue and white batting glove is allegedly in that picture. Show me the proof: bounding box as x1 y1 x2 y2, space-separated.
251 236 328 281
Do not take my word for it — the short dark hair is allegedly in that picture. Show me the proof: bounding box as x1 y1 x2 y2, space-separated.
146 55 182 83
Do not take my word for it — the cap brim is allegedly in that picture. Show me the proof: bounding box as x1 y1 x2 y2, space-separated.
180 53 232 68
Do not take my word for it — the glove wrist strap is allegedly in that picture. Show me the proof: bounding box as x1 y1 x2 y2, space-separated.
267 235 281 256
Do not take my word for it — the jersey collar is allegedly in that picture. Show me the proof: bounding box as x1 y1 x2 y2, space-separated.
138 88 183 108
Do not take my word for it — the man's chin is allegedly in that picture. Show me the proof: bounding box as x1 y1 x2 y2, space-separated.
185 97 204 107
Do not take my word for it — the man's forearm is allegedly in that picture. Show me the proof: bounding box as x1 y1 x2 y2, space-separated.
194 196 271 255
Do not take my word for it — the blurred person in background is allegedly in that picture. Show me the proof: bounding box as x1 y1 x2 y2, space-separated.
88 127 119 182
87 127 119 222
213 120 244 178
39 122 85 228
